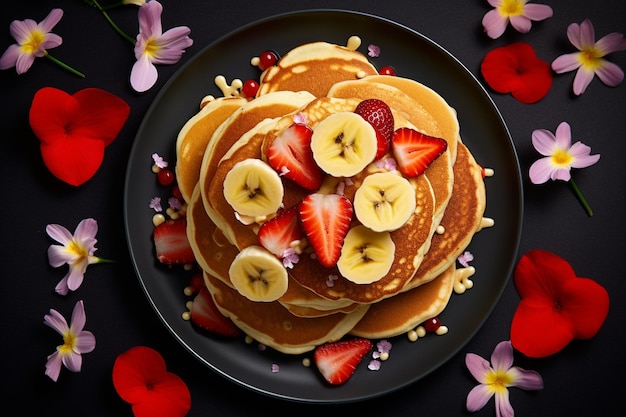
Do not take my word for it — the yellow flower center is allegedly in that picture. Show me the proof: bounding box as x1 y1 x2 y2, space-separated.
485 369 515 393
20 29 46 54
551 149 574 166
578 47 603 70
499 0 525 16
67 240 89 265
59 331 77 355
143 38 160 58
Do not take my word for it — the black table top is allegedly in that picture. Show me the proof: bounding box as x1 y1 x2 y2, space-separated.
2 1 625 416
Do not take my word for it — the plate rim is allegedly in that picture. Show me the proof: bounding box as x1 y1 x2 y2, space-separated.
124 8 523 403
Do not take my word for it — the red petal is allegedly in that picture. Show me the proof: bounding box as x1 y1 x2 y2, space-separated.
510 250 609 358
481 42 552 104
112 346 168 403
29 87 130 185
131 373 191 417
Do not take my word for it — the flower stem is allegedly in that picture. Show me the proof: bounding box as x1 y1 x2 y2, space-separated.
569 177 593 217
90 0 136 45
44 53 85 78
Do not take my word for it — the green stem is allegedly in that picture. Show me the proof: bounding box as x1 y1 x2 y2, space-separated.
91 0 136 45
569 177 593 217
101 1 125 11
44 53 85 78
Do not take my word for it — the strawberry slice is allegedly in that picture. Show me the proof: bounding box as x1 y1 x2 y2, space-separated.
391 127 447 177
354 98 395 159
153 219 195 265
257 207 303 258
298 193 353 268
314 338 372 385
190 288 242 337
268 123 324 191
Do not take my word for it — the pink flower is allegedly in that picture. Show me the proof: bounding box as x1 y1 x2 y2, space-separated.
482 0 553 39
466 340 543 416
43 300 96 382
0 8 83 77
552 19 626 95
46 218 112 295
130 0 193 92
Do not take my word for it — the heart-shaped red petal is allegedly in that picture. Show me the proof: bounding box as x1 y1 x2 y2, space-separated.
510 250 609 358
29 87 130 186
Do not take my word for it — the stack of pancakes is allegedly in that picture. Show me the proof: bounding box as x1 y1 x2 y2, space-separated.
176 37 491 354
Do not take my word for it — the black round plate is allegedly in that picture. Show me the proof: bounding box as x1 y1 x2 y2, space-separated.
124 9 522 403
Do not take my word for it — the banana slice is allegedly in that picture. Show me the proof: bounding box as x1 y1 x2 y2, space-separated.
229 245 288 302
223 158 284 218
353 171 416 232
310 112 377 177
337 225 395 284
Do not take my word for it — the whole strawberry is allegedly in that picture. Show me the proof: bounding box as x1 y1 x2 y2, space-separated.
354 98 395 159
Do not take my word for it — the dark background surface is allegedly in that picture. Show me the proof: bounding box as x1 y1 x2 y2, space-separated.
1 1 624 416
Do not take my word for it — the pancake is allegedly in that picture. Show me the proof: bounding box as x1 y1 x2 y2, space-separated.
349 264 456 339
257 38 379 98
175 96 248 203
204 272 369 354
405 142 488 290
327 79 455 223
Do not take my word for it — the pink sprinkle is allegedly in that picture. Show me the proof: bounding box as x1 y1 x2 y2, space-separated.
376 157 397 171
258 343 266 351
149 197 162 212
282 248 299 269
168 197 182 210
376 339 392 354
368 44 381 58
152 153 168 168
457 251 474 267
368 360 381 371
271 363 280 373
293 112 307 125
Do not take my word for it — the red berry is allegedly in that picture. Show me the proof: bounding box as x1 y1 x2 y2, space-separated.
379 66 396 76
242 79 259 98
354 99 395 159
424 317 441 332
157 168 175 186
171 184 183 201
258 50 279 70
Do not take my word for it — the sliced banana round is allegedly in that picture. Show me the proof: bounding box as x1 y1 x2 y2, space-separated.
229 245 288 302
223 158 284 218
337 225 395 284
310 112 377 178
353 171 416 232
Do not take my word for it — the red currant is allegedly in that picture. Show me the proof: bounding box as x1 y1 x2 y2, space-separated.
258 50 278 70
379 66 397 76
242 79 260 98
171 184 183 201
424 317 441 332
157 168 175 186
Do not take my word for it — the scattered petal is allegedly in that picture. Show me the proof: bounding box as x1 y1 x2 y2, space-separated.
367 44 381 57
482 0 553 39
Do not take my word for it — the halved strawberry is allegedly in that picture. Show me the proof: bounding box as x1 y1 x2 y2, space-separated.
153 219 196 265
190 288 242 337
257 207 303 258
314 338 372 385
391 127 447 177
298 193 353 268
354 99 395 159
267 123 323 191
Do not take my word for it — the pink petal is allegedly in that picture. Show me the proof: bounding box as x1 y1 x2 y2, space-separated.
508 366 544 390
578 19 596 49
531 128 557 156
554 122 572 148
482 10 509 39
70 300 86 331
566 22 583 50
130 55 158 92
487 0 502 7
509 15 532 34
47 245 76 267
495 390 514 417
55 276 70 295
15 52 36 74
550 167 571 182
38 8 63 33
551 52 581 73
595 32 626 55
74 218 98 247
573 66 595 95
138 0 163 37
0 44 20 69
570 152 600 169
75 331 96 354
465 353 491 383
467 384 493 412
595 60 624 87
9 19 37 44
40 33 63 51
62 350 82 372
46 223 73 245
523 4 553 21
45 351 62 381
44 309 69 334
490 340 514 373
529 158 554 184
